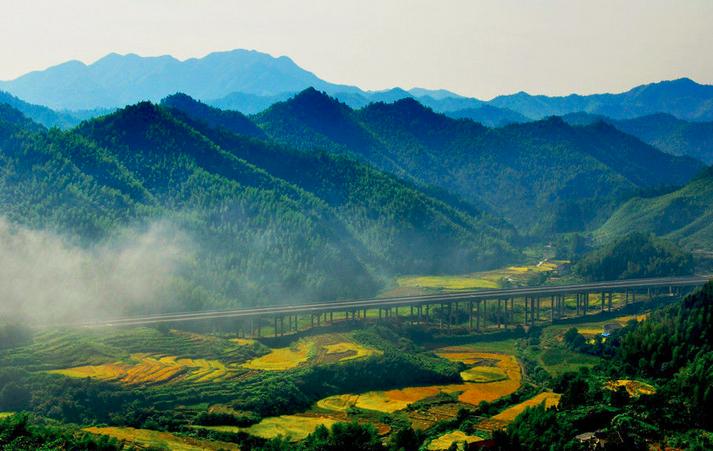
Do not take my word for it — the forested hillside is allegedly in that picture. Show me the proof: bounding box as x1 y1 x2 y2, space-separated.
597 167 713 250
255 89 703 235
0 101 517 318
563 112 713 164
575 232 694 281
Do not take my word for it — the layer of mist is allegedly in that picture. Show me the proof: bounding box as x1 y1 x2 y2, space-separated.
0 217 192 325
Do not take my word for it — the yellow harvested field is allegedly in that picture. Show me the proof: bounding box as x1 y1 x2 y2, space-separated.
396 261 564 293
492 392 561 423
318 352 522 413
239 415 338 441
397 275 499 291
84 426 239 450
323 342 379 362
49 353 235 385
460 365 507 383
0 412 14 419
428 430 484 450
241 341 314 371
231 338 257 346
605 379 656 397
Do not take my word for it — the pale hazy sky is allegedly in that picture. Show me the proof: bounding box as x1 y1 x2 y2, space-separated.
1 0 712 99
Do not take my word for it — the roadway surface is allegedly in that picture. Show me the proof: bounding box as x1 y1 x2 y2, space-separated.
74 275 711 328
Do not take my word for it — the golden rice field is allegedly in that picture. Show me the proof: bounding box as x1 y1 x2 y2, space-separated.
241 341 314 371
322 341 379 362
492 391 561 423
49 353 235 385
241 334 379 371
201 415 339 441
605 379 656 397
427 430 484 450
84 426 239 450
460 365 507 383
317 351 522 413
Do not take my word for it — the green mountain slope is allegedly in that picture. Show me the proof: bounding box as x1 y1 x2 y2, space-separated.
596 167 713 250
1 102 519 314
562 112 713 164
255 89 703 235
162 94 518 273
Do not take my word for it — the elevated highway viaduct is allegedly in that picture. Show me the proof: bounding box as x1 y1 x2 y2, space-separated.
78 275 710 336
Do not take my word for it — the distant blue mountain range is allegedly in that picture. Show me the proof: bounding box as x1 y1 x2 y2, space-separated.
2 49 713 125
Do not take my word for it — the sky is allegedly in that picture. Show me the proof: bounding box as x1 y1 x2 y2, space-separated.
1 0 712 99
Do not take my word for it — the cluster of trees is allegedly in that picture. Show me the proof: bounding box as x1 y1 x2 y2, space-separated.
575 232 694 281
0 414 119 450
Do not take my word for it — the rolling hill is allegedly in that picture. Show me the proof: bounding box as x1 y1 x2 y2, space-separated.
0 100 518 314
596 167 713 250
490 78 713 121
255 89 704 235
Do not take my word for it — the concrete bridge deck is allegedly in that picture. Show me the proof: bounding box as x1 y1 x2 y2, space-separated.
78 275 710 333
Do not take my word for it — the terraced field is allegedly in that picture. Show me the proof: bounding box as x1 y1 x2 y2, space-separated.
317 350 522 413
427 430 485 450
209 415 339 441
84 426 239 450
605 379 656 397
241 334 380 371
49 353 238 385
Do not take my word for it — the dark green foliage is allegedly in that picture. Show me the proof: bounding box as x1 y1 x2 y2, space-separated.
0 414 120 450
303 422 384 451
575 232 694 281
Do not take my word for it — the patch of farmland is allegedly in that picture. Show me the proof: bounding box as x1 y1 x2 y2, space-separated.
0 412 14 419
321 341 379 362
605 379 656 397
491 391 561 423
241 334 380 370
48 353 239 385
406 403 464 430
84 426 239 450
460 365 507 383
427 430 485 450
205 415 339 441
241 340 314 370
317 352 522 413
395 260 565 293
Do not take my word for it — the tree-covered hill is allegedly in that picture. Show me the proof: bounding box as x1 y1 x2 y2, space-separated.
596 167 713 250
255 89 703 235
162 94 518 274
0 102 519 316
574 232 694 281
563 112 713 164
